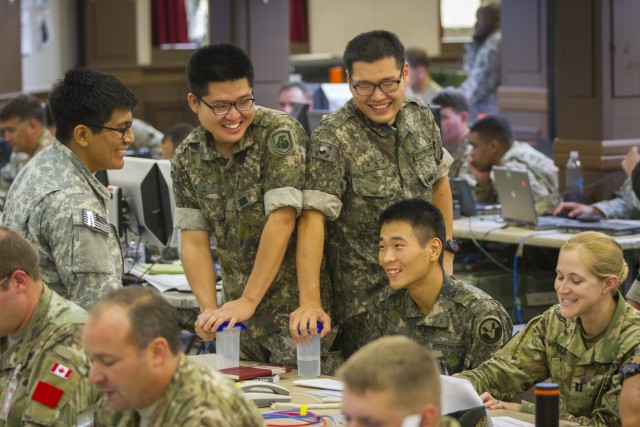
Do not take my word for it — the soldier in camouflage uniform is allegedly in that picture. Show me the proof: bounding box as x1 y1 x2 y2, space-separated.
292 30 454 359
0 94 54 211
173 44 318 366
84 287 263 426
339 336 480 427
431 89 472 179
467 115 560 215
455 231 640 426
459 3 501 120
2 69 136 308
0 227 98 426
372 199 512 375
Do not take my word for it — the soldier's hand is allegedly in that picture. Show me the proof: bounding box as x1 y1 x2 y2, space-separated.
202 297 257 332
622 147 640 177
480 392 522 412
552 201 598 218
289 304 331 345
194 315 216 341
467 161 490 186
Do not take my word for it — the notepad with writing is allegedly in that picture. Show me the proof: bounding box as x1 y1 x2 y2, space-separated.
219 364 291 381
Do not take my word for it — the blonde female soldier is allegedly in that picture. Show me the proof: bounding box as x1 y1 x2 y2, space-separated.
455 231 640 426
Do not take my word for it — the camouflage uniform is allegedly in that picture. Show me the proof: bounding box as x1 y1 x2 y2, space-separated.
172 107 313 366
448 133 471 179
407 80 442 106
592 177 640 219
366 275 512 375
0 285 98 426
459 30 501 120
439 416 462 426
472 141 561 215
96 355 264 426
303 97 453 356
455 292 640 426
0 129 53 211
2 140 123 308
130 119 163 160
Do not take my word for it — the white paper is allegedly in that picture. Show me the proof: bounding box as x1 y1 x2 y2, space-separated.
440 375 493 427
492 417 533 427
293 378 344 392
128 265 192 292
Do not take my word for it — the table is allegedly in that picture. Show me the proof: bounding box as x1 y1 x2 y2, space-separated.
188 354 578 426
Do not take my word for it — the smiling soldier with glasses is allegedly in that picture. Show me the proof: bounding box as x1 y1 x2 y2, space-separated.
291 30 455 362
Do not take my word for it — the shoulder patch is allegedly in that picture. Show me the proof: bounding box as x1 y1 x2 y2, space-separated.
81 209 110 235
32 381 64 408
268 130 294 156
477 315 504 345
311 141 337 162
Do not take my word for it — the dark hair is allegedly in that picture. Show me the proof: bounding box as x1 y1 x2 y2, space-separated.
469 115 513 147
48 68 138 143
0 94 46 125
431 89 470 114
479 3 501 27
343 30 405 75
405 48 431 69
186 43 254 99
163 122 195 149
632 162 640 201
278 82 311 100
90 287 182 355
379 199 445 267
0 227 41 284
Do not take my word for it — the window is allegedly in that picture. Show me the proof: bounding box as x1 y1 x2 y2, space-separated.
440 0 481 42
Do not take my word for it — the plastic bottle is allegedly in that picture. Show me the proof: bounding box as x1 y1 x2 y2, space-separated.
125 240 146 269
564 151 584 203
535 382 559 427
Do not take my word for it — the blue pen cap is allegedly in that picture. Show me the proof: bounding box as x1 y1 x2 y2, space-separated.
216 321 247 332
298 324 323 334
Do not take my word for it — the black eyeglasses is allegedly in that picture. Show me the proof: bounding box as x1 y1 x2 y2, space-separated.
86 121 133 141
349 70 404 96
198 97 256 116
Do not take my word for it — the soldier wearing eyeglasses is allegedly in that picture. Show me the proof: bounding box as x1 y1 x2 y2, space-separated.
172 44 336 368
2 68 138 308
291 30 454 360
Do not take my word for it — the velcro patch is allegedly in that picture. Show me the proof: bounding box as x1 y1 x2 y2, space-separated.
311 141 337 162
81 209 109 235
50 363 72 380
477 316 503 345
32 381 63 409
268 130 294 156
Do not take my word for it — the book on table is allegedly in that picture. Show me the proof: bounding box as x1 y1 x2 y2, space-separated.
218 364 291 381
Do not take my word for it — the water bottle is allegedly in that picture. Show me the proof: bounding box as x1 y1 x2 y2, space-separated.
535 382 559 427
564 151 584 203
125 240 145 269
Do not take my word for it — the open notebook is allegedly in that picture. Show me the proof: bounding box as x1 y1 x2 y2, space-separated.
493 167 640 235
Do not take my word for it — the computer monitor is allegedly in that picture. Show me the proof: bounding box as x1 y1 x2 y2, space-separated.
105 157 175 250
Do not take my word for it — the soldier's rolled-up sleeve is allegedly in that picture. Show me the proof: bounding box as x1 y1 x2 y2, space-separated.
437 148 454 180
264 187 303 217
171 154 211 231
592 178 640 219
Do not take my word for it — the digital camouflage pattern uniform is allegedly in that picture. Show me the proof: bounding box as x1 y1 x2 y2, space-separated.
0 285 98 426
173 107 326 366
472 141 561 215
459 30 502 120
2 140 123 308
592 177 640 219
0 129 53 211
455 292 640 426
366 275 512 375
96 355 264 426
447 133 471 179
303 97 453 356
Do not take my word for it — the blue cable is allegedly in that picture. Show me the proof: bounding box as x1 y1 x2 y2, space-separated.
262 410 327 425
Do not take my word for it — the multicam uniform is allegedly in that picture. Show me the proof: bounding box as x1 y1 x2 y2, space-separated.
2 140 123 308
96 355 264 426
303 97 452 356
172 107 314 365
0 285 97 426
472 141 561 215
448 133 471 179
0 129 53 211
367 275 512 375
455 292 640 426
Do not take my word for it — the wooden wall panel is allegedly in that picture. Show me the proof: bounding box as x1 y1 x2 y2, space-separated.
0 0 21 96
612 0 640 98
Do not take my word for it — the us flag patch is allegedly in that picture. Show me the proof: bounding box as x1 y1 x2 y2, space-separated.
82 209 110 235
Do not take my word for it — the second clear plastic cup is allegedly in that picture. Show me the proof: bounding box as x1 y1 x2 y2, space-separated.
215 323 246 370
296 325 322 377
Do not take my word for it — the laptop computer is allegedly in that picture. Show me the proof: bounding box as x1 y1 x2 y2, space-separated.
493 167 640 235
450 178 501 217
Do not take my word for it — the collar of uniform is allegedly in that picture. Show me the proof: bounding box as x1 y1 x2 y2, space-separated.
33 129 54 156
351 99 397 138
402 277 450 328
54 141 111 201
558 291 625 363
0 285 53 370
191 109 264 160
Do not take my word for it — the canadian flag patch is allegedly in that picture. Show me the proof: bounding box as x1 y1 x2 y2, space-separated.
51 362 72 379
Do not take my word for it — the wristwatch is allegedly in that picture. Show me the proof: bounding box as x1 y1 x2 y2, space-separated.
620 361 640 385
444 239 460 254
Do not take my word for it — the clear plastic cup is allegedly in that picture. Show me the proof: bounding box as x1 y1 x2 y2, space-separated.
296 325 322 377
215 323 246 370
